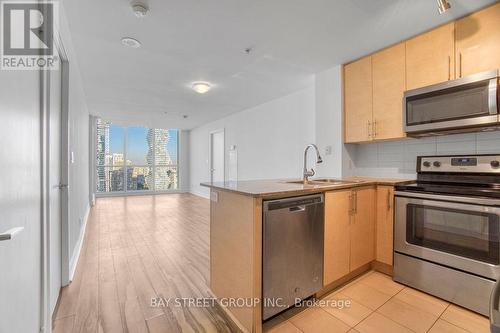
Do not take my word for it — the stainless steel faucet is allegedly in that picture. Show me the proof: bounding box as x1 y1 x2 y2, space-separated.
303 144 323 184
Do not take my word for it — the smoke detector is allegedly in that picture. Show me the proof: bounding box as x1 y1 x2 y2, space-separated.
132 4 148 18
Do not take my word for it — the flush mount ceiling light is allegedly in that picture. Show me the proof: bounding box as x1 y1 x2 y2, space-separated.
191 82 212 94
132 4 148 18
121 37 141 48
437 0 451 14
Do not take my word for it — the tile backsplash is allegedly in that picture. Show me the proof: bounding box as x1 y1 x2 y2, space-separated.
350 131 500 178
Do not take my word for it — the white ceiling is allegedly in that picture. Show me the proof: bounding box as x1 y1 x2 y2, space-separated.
62 0 496 129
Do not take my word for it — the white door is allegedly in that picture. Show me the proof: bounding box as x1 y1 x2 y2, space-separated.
0 66 43 331
210 130 225 183
48 54 63 314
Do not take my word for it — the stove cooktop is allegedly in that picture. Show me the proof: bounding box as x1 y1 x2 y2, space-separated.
396 182 500 199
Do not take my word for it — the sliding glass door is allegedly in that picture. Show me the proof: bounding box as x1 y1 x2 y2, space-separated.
95 119 179 194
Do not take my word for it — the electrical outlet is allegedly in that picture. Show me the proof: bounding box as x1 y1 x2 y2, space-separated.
325 146 332 155
210 191 219 202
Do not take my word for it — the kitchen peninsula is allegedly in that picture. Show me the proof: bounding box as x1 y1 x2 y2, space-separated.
202 177 412 333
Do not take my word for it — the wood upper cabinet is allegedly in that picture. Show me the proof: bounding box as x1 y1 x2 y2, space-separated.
406 23 455 90
376 186 394 266
350 187 376 271
324 190 352 286
456 3 500 78
344 56 373 143
372 43 406 141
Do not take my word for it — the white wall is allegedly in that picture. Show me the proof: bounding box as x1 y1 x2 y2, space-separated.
59 2 91 297
189 87 316 198
314 65 356 178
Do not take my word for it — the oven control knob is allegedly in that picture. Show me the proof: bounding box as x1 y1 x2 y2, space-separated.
423 161 431 168
491 160 500 168
433 161 441 167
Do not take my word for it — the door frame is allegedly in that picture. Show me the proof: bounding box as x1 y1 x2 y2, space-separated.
208 129 225 183
40 34 70 333
56 36 71 287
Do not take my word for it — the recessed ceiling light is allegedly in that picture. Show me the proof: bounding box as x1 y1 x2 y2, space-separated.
192 82 211 94
121 37 141 48
437 0 451 14
132 4 148 18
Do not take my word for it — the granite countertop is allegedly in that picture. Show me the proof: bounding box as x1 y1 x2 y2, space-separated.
200 176 414 198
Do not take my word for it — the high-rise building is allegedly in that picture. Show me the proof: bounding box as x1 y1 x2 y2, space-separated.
147 129 177 190
96 120 110 192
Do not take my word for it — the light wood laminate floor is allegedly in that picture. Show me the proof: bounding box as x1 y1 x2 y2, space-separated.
53 194 234 333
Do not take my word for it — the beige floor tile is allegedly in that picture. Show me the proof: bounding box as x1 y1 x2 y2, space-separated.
340 281 393 310
289 307 351 333
263 315 288 332
358 272 404 296
355 313 414 333
440 305 490 333
377 298 438 333
349 329 361 333
394 287 448 317
323 292 373 327
428 319 469 333
264 321 302 333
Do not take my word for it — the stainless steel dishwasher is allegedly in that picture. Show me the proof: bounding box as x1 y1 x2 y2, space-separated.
263 194 324 320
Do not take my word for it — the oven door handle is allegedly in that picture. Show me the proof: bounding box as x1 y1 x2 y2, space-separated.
395 191 500 207
491 280 500 332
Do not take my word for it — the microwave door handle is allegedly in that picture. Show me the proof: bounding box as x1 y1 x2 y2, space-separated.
490 280 500 332
488 78 498 115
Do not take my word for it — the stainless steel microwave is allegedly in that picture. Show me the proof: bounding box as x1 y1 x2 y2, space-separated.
404 70 499 137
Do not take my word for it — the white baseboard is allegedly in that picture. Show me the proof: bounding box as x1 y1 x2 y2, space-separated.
69 203 90 282
190 187 210 199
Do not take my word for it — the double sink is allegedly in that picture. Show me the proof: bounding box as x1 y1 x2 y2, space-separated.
286 178 363 186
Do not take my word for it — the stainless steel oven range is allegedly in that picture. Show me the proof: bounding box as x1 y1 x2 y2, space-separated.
394 154 500 316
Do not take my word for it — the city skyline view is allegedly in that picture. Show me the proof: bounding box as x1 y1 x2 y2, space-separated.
96 120 179 193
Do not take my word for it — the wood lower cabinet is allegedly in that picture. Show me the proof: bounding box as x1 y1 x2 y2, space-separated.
324 190 351 285
376 186 394 266
372 43 406 141
324 187 375 286
350 187 376 271
344 57 373 143
456 3 500 78
406 23 455 90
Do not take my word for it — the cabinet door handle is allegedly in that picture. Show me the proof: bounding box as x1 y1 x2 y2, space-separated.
354 192 358 214
459 53 462 78
373 120 378 138
367 121 372 139
348 193 353 216
386 190 391 211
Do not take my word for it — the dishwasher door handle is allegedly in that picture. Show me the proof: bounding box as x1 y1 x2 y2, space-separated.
289 205 306 212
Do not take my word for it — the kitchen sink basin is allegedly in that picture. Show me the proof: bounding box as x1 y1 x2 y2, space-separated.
286 178 361 186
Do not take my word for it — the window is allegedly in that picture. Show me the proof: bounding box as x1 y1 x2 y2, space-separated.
95 119 179 194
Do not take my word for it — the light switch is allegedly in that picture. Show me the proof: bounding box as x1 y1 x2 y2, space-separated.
70 151 75 163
